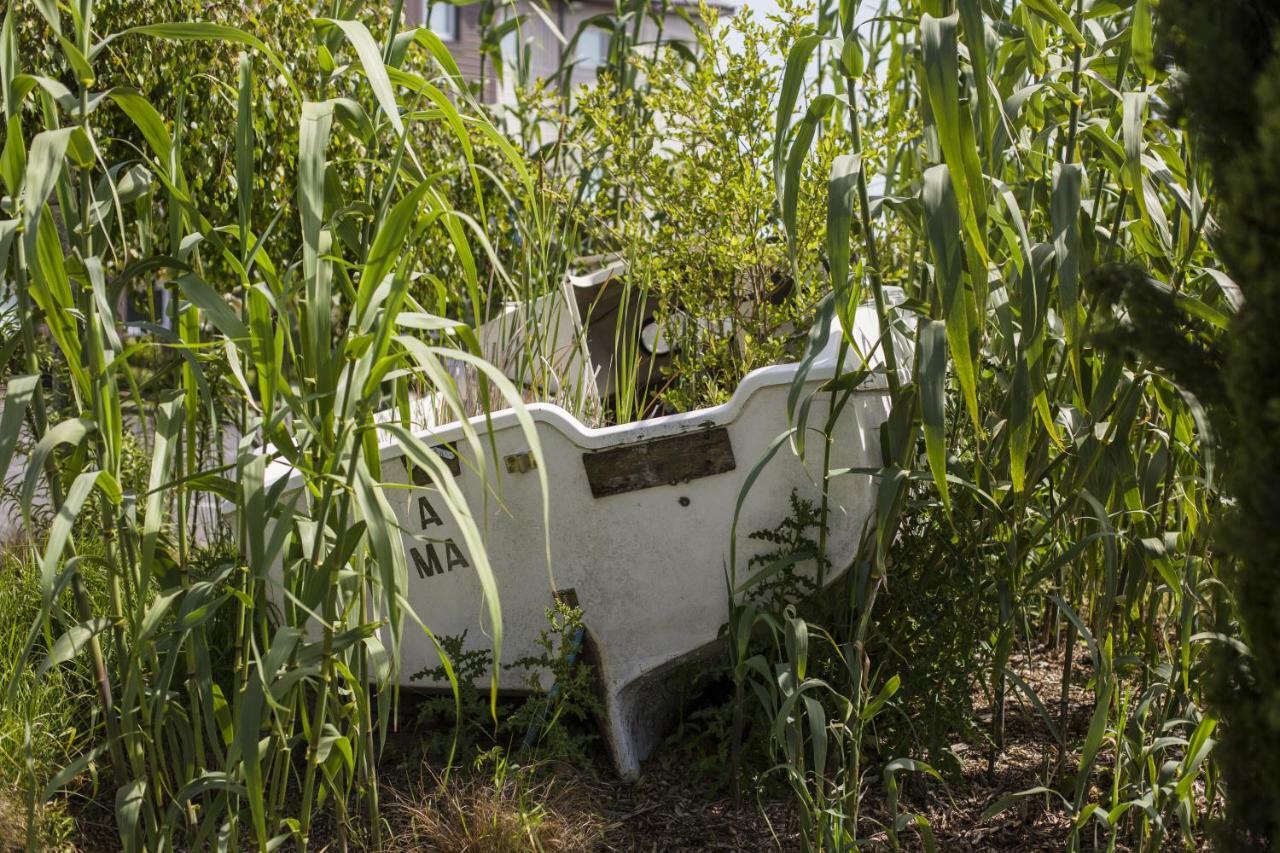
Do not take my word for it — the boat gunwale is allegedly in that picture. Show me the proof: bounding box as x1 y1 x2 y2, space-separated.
252 318 894 494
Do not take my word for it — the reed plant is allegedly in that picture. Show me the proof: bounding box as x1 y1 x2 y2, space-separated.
726 0 1235 848
0 0 552 848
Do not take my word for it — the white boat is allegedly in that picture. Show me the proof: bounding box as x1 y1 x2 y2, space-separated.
256 268 901 778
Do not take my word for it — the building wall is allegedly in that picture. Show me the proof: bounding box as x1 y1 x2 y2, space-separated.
404 0 497 100
405 0 721 104
511 0 705 96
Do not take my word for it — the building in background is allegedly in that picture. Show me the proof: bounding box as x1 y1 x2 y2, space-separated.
402 0 729 103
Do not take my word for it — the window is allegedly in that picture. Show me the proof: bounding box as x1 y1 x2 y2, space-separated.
122 284 173 335
427 2 458 42
576 28 610 70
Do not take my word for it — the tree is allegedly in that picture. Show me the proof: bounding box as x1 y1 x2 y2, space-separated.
1161 1 1280 846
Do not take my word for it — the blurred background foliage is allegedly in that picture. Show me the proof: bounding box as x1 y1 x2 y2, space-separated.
1158 0 1280 846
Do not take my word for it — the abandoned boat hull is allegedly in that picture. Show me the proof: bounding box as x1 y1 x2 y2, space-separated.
252 303 896 778
371 310 891 778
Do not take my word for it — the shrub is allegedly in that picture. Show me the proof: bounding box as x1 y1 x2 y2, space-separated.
1161 0 1280 847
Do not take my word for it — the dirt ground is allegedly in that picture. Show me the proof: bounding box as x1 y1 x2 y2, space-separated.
374 646 1214 852
53 646 1214 851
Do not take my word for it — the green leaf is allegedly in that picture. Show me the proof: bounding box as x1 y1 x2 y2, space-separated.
136 588 183 645
0 219 13 283
236 53 254 262
32 0 62 36
923 164 979 429
58 36 93 85
248 286 280 411
319 19 404 136
357 181 434 328
862 674 902 721
353 459 410 676
1075 677 1114 787
981 786 1068 821
1131 0 1155 80
36 471 102 600
735 551 808 594
140 394 183 592
0 375 38 477
115 780 147 853
874 466 909 573
40 618 111 674
804 694 827 775
1175 716 1217 800
0 116 25 196
0 12 14 109
106 89 172 162
1009 357 1031 492
827 154 861 330
773 32 822 194
411 28 469 93
298 100 335 371
29 210 90 396
1023 0 1086 47
958 0 991 146
1052 163 1083 387
20 128 75 229
176 272 250 343
783 93 835 255
41 743 107 800
1122 92 1147 200
921 14 988 263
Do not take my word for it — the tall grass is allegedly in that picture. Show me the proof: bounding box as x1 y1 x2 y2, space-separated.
0 1 551 848
725 0 1233 847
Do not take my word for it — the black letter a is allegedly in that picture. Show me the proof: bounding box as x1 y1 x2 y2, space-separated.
418 496 443 528
445 540 470 571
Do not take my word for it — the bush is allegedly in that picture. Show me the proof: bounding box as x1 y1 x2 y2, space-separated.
1162 1 1280 846
556 1 842 415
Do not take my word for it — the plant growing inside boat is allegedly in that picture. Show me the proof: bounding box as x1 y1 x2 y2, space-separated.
409 599 599 767
507 598 600 764
411 630 497 761
537 0 841 419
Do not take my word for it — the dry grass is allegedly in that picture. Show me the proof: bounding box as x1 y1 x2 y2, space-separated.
384 761 612 852
0 790 79 853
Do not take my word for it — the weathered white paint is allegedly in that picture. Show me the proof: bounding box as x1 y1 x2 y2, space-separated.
252 295 900 779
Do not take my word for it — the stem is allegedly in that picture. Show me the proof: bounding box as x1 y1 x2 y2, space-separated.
1056 621 1077 775
1063 0 1085 165
816 337 849 591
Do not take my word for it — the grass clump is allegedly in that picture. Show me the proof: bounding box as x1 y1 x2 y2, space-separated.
0 546 98 850
386 752 609 853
